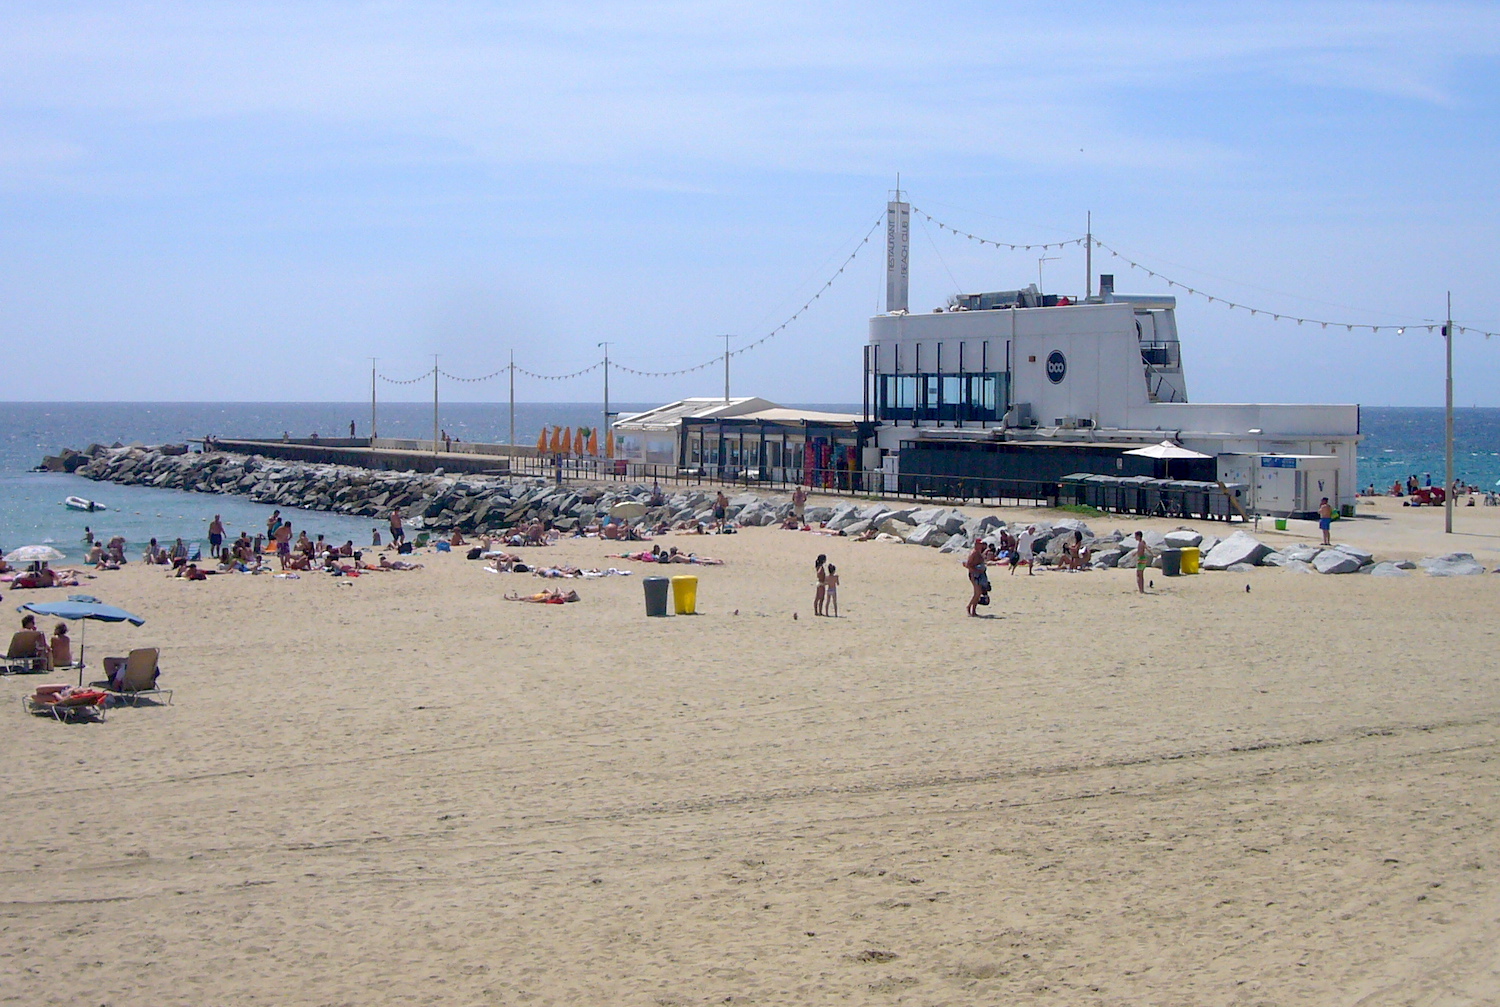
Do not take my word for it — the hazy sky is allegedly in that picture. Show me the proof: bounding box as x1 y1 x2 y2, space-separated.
3 1 1498 406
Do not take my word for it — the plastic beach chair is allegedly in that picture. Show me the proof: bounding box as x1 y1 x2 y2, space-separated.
4 631 51 674
97 648 172 706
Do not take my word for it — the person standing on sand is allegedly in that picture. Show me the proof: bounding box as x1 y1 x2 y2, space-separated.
825 564 840 617
814 554 827 616
1318 497 1333 546
1135 531 1150 594
1018 525 1038 576
964 538 989 616
388 509 405 546
208 514 225 558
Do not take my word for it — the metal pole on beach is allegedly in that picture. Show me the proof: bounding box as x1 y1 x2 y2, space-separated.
719 334 732 403
370 357 378 440
599 341 610 439
433 354 440 457
1085 212 1092 298
1445 292 1453 534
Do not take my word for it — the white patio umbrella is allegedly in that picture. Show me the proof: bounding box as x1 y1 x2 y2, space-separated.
1123 440 1212 460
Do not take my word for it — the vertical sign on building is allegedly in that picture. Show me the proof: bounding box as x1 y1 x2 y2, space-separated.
886 200 910 314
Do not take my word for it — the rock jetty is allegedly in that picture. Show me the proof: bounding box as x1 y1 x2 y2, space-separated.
62 444 1478 575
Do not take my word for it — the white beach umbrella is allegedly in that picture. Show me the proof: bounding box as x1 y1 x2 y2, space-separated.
5 544 66 563
1123 440 1212 460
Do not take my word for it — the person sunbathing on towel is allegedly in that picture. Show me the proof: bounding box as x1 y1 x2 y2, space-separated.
504 588 579 603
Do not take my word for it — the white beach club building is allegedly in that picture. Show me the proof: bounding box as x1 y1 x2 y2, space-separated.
861 199 1360 516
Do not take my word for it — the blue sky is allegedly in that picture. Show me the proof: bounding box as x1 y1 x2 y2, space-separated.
2 1 1498 406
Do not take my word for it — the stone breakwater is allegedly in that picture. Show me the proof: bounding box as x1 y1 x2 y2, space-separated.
66 444 1488 575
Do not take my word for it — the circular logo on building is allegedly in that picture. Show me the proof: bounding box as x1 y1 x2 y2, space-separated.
1045 350 1067 384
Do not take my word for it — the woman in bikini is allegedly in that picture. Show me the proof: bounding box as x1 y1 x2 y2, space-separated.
814 554 827 616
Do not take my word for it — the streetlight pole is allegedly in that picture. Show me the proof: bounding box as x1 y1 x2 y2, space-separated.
599 341 611 438
718 334 733 403
1445 292 1454 534
370 357 378 441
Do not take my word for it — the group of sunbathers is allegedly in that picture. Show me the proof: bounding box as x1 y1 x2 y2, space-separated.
606 544 723 565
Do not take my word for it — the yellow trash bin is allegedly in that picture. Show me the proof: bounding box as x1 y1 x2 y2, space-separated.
671 575 698 615
1179 546 1200 574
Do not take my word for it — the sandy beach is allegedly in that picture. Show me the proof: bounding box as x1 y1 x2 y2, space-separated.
3 496 1499 1005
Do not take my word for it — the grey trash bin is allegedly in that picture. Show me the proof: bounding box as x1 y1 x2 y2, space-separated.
1160 547 1182 577
643 576 671 616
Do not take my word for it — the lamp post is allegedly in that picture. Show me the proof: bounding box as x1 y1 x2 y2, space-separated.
1445 293 1454 534
717 334 733 403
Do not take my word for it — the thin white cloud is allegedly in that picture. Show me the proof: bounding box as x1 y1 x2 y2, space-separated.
0 0 1494 184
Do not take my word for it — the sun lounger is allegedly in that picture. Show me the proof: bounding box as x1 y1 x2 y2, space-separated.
4 631 52 674
96 647 172 706
23 684 109 721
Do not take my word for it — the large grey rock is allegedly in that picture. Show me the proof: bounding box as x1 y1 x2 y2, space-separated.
1419 553 1486 576
1312 550 1362 574
905 523 951 547
877 516 913 537
1329 543 1374 566
1202 531 1273 570
826 502 863 531
1163 529 1203 548
938 533 972 554
1092 547 1125 568
962 515 1003 538
1281 545 1324 563
1367 562 1409 577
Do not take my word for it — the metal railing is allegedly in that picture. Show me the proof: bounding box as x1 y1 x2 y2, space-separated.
502 455 1063 509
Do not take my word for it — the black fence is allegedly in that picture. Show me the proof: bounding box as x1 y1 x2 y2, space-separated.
504 456 1063 509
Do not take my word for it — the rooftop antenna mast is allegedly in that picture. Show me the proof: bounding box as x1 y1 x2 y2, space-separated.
1085 211 1092 298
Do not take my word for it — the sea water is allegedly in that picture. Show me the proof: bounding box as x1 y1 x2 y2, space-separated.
1 403 1495 559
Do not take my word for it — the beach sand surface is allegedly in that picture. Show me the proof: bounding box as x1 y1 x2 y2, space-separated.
2 499 1499 1005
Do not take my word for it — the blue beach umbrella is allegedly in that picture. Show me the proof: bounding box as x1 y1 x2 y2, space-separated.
16 595 145 685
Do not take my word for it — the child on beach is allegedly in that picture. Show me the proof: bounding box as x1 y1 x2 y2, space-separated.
824 563 839 617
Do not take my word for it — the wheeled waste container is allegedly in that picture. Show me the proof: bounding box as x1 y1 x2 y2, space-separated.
1160 547 1183 577
1179 546 1200 574
643 576 671 616
671 575 698 614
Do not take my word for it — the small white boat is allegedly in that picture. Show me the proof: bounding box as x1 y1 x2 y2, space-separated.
64 496 106 513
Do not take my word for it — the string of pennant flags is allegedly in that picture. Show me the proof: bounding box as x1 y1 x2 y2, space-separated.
376 214 882 387
1091 240 1497 339
912 205 1496 339
910 206 1087 251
